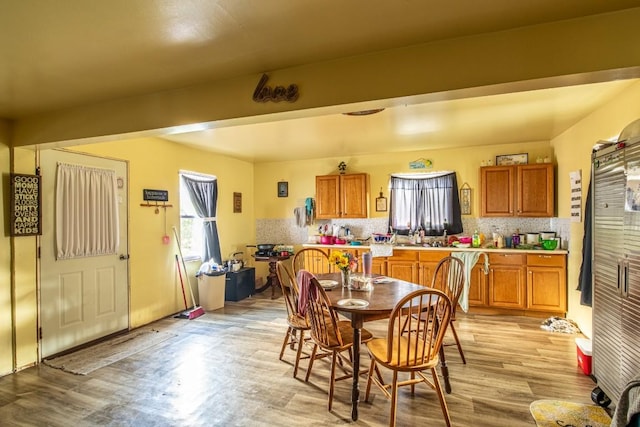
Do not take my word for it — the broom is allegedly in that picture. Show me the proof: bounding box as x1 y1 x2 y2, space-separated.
173 226 205 319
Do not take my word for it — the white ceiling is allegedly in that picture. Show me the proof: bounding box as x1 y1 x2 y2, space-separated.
2 1 639 162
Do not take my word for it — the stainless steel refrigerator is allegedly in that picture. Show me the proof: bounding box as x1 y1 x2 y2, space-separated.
591 130 640 406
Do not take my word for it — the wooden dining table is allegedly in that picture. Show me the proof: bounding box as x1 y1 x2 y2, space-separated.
317 272 452 422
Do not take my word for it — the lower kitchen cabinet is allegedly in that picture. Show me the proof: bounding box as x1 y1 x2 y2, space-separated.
386 251 418 283
526 253 567 312
302 244 567 316
488 253 526 309
418 250 450 286
371 257 386 276
468 263 488 307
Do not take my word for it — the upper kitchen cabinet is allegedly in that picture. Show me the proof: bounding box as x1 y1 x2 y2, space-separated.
480 164 554 217
315 173 368 219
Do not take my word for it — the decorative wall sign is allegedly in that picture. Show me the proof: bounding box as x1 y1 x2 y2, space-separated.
10 173 42 236
375 189 387 212
143 189 169 202
233 192 242 213
570 170 582 222
460 182 472 215
409 158 433 169
496 153 528 165
277 181 288 197
252 74 299 103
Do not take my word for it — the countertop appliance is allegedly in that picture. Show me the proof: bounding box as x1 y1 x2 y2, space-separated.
590 123 640 407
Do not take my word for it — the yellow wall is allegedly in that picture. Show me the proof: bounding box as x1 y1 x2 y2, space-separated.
69 138 256 328
11 148 39 370
0 121 13 374
551 81 640 338
255 142 554 220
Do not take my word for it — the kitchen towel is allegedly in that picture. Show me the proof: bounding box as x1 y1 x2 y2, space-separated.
451 251 489 312
296 269 317 316
294 207 306 228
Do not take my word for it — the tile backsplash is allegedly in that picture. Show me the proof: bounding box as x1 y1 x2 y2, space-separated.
256 217 571 249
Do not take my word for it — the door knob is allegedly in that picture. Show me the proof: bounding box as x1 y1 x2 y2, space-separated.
119 254 130 260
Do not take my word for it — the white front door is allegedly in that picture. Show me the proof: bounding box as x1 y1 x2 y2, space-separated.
40 149 129 358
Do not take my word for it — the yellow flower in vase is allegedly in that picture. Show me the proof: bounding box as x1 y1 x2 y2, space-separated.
329 250 358 288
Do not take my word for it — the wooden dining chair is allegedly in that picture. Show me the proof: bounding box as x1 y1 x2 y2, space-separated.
428 256 467 364
292 248 334 277
305 276 373 411
275 261 315 379
365 288 453 427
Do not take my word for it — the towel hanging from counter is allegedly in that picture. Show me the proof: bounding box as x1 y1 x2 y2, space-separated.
452 251 489 312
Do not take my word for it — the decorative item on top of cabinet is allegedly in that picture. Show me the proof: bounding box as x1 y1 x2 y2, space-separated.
315 173 368 219
480 163 554 217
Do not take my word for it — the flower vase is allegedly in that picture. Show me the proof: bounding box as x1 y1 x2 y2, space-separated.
341 270 350 288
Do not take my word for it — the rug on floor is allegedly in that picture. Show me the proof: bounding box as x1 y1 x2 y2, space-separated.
44 328 177 375
530 399 611 427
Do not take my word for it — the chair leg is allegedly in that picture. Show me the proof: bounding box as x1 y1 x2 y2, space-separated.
279 327 292 361
328 351 338 411
365 359 376 402
293 329 305 378
449 321 466 364
430 367 452 427
389 370 399 427
305 344 318 382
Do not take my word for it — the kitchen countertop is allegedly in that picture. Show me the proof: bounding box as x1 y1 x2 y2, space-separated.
302 243 568 255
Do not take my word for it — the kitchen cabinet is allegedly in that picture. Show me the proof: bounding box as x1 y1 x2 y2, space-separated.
386 251 418 283
488 253 526 309
418 251 450 286
480 164 554 217
302 244 567 315
371 257 386 276
526 253 567 312
315 173 368 219
467 263 488 307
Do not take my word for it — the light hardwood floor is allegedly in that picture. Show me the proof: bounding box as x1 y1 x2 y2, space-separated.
0 291 602 426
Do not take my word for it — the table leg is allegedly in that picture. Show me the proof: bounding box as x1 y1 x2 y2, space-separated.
352 326 360 421
350 316 364 421
268 261 279 299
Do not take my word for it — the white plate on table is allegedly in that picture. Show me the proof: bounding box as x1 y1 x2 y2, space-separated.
336 298 369 308
373 277 393 284
319 279 339 289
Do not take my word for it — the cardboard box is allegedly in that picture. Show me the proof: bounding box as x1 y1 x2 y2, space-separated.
576 337 592 376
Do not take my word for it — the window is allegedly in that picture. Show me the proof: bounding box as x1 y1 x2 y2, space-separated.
179 172 221 263
389 172 462 236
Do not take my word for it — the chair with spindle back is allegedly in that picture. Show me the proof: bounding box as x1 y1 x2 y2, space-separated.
305 276 373 411
292 248 334 277
365 288 453 427
275 261 315 379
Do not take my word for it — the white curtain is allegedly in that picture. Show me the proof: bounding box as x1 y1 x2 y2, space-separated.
56 163 119 259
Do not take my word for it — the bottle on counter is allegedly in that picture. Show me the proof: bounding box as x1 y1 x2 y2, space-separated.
472 230 480 248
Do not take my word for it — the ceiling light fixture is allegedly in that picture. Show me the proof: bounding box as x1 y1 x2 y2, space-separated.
342 108 385 116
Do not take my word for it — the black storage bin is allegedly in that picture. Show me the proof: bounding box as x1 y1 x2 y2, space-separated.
225 267 255 301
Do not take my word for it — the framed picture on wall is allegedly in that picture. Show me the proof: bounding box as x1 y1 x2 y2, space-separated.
277 181 288 197
233 192 242 213
376 195 387 212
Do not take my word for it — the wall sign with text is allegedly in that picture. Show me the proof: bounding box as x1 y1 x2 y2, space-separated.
11 173 42 236
143 189 169 202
